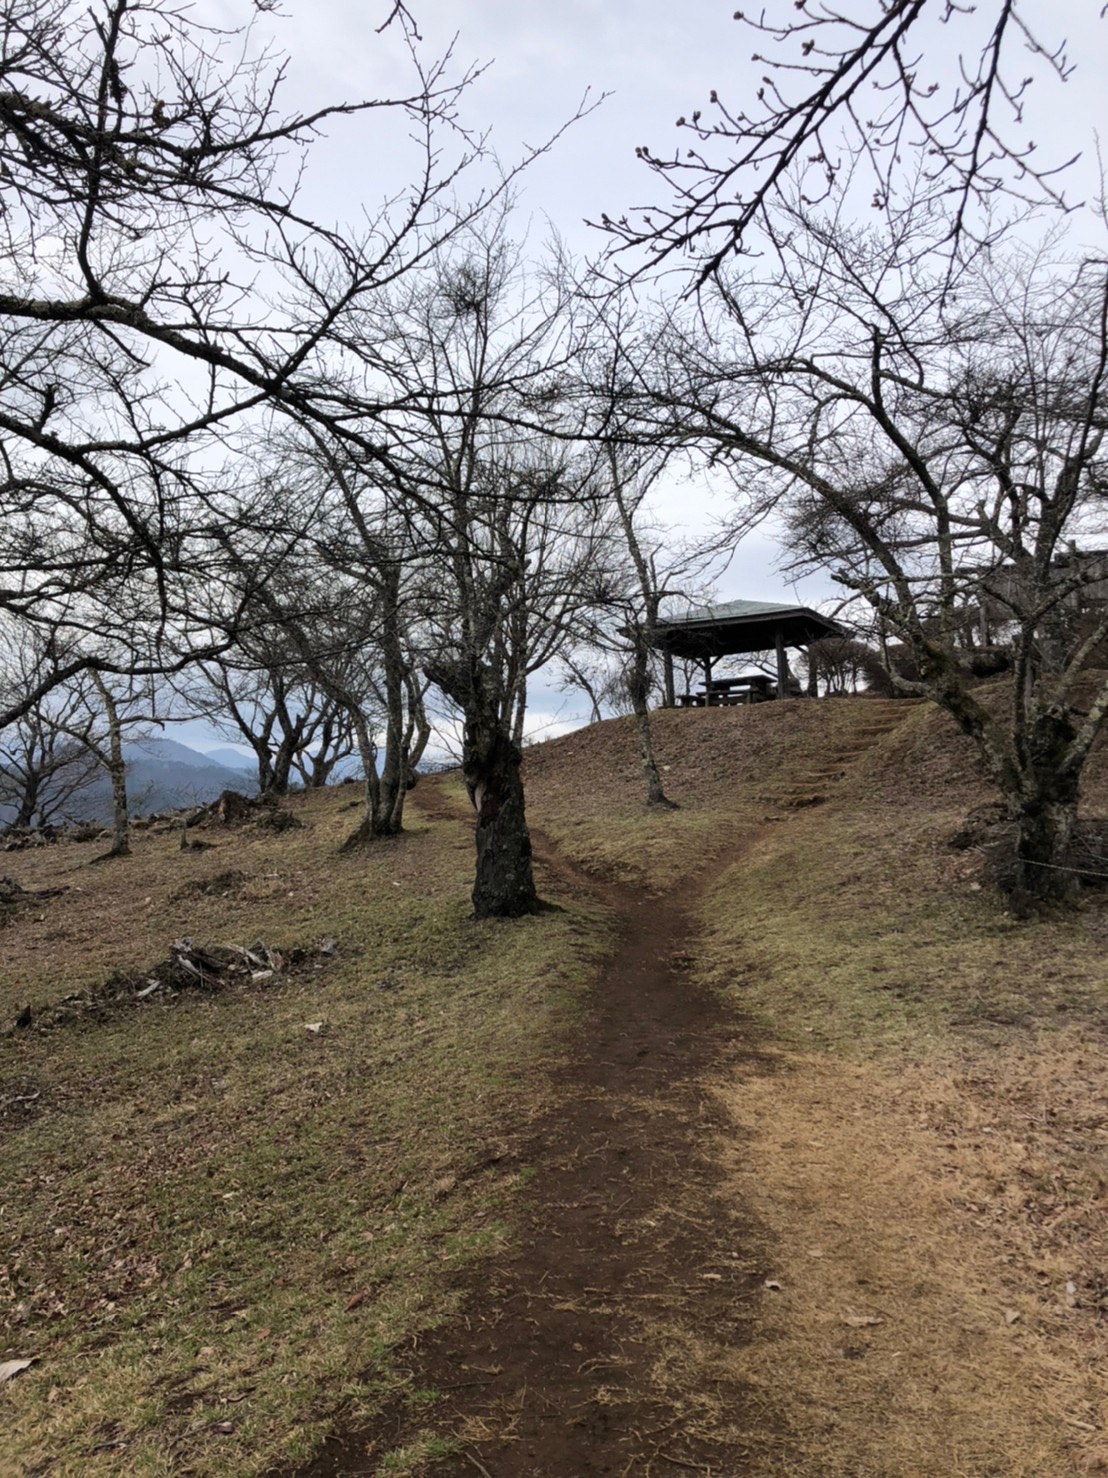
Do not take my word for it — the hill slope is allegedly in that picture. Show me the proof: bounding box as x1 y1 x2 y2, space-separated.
1 697 1105 1476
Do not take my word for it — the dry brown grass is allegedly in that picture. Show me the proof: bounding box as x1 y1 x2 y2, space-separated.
4 693 1106 1475
693 1042 1108 1475
524 700 907 888
527 693 1108 1476
0 785 603 1475
682 701 1106 1474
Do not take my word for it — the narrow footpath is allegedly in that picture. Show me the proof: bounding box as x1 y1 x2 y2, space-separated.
295 793 772 1477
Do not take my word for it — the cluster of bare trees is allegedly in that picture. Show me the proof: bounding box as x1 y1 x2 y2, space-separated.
3 0 1105 913
0 0 626 914
600 2 1107 905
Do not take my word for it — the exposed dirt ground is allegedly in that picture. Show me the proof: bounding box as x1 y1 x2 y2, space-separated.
294 791 774 1477
4 697 1106 1476
290 701 1108 1477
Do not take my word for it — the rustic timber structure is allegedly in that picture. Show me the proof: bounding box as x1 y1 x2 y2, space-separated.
651 599 842 705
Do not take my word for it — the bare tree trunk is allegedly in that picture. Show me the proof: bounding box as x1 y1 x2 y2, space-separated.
633 706 673 808
245 715 276 797
13 779 40 830
340 712 384 853
266 715 301 798
376 597 409 837
1014 793 1080 905
91 673 129 858
1011 712 1082 907
510 682 527 749
466 722 539 919
404 679 431 785
627 643 676 809
428 658 539 918
607 447 676 808
339 588 424 851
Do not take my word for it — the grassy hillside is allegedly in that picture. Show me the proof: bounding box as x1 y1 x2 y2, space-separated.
522 698 1108 1475
1 788 604 1474
2 695 1106 1475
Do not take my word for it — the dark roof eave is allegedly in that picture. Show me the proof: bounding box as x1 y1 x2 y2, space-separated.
651 606 843 658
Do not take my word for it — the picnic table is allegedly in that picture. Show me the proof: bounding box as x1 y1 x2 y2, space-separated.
677 674 778 707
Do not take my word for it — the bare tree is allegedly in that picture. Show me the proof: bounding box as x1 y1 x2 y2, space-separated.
0 620 98 828
801 636 879 697
635 206 1107 904
586 446 683 808
52 664 161 858
203 444 437 845
0 0 593 724
188 650 350 801
599 1 1096 282
282 453 437 847
350 218 606 916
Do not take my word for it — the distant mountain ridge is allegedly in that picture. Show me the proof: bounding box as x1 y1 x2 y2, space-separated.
112 738 259 819
197 745 256 774
1 737 260 829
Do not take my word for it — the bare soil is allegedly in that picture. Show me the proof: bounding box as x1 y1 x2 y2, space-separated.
287 700 1108 1477
291 791 775 1477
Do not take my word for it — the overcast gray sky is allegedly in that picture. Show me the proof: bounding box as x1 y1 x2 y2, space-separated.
179 0 1106 749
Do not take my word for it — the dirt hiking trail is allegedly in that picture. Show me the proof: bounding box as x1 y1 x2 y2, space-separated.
294 794 773 1477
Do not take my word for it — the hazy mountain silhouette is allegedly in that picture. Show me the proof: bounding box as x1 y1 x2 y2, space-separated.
1 737 260 828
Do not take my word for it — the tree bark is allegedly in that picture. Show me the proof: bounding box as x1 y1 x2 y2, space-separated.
376 596 410 836
340 712 384 853
14 778 40 830
627 642 676 809
632 705 675 808
425 654 540 919
1014 792 1080 904
339 576 422 851
91 674 129 858
1011 710 1082 905
465 723 539 919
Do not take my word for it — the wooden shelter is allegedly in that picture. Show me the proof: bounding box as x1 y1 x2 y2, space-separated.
651 599 843 705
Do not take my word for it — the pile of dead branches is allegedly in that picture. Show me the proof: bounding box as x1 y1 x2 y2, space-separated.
7 935 338 1032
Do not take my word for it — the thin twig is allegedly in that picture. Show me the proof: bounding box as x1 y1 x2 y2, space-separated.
0 1091 41 1108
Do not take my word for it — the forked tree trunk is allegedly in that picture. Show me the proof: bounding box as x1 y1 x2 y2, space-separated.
340 712 383 853
465 723 538 919
426 656 540 919
339 583 421 852
266 725 299 798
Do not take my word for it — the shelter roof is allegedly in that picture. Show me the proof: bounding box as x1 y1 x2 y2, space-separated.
652 599 842 659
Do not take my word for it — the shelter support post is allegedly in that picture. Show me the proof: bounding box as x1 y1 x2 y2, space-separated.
775 629 792 699
663 650 676 709
703 657 714 703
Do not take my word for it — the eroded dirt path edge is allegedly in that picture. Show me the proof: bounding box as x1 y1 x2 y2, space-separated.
290 792 773 1477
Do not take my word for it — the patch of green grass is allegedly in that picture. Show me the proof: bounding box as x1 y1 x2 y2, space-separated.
376 1431 461 1475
